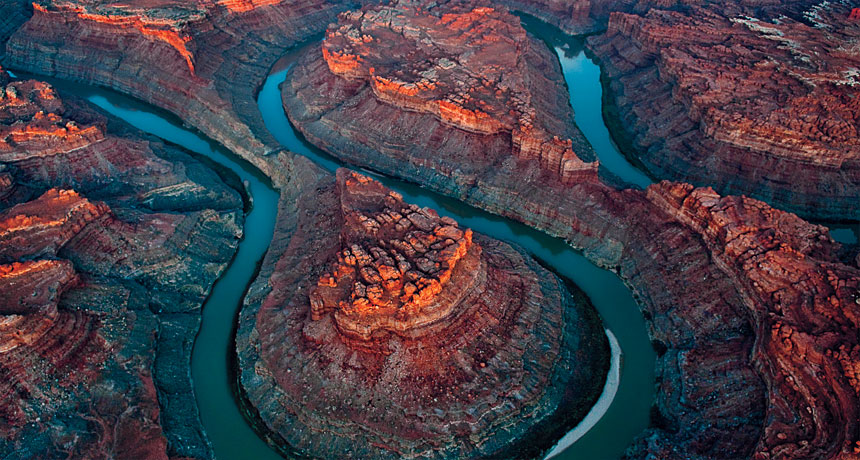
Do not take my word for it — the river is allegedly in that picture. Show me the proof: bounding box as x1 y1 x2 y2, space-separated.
13 20 658 460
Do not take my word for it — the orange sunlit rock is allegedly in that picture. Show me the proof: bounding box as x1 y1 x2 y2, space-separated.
0 66 242 458
319 0 598 181
309 170 476 339
237 167 609 458
588 3 860 219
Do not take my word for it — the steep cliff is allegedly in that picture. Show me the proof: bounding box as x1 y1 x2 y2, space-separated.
3 0 360 169
282 2 860 458
0 70 242 458
587 1 860 220
298 0 597 185
236 169 609 459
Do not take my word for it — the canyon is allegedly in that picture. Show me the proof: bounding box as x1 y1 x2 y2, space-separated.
4 0 358 166
0 69 242 458
0 0 857 459
588 1 860 220
237 169 608 458
283 1 860 458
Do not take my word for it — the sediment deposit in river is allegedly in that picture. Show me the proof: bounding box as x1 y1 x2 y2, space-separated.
0 69 242 458
2 0 859 458
236 168 609 459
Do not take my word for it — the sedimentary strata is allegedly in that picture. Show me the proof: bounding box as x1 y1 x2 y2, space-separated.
2 0 360 168
647 183 860 459
0 69 242 458
320 0 597 183
283 2 860 458
587 1 860 220
236 168 609 459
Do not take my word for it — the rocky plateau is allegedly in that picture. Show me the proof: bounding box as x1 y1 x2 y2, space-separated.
2 0 362 169
236 168 609 459
0 0 857 458
588 1 860 220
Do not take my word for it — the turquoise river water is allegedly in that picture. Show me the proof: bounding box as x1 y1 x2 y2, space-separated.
17 25 660 460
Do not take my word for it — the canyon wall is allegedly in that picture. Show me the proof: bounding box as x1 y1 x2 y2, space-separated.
3 0 360 169
0 70 243 458
236 168 609 459
587 1 860 220
282 1 860 458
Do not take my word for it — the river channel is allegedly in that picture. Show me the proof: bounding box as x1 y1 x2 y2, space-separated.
17 22 658 460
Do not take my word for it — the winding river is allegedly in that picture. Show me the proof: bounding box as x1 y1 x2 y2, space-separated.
19 22 659 460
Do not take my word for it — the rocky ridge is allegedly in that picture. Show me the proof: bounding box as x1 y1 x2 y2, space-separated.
0 69 243 459
236 168 609 459
309 172 476 340
646 183 860 459
587 1 860 220
320 0 597 183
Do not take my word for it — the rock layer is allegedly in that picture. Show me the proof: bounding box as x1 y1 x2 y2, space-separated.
309 172 476 340
0 69 243 459
302 0 596 186
236 168 609 459
283 3 860 459
3 0 360 170
322 0 597 183
587 1 860 220
646 183 860 459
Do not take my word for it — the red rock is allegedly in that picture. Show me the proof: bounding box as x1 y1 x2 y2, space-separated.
6 0 360 171
303 0 598 184
0 188 108 261
236 168 609 458
282 2 860 458
310 170 475 339
587 2 860 220
0 70 243 458
647 182 860 459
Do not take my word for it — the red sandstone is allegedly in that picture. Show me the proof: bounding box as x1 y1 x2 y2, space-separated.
236 168 609 459
321 0 597 183
0 68 242 458
310 171 475 339
282 1 860 458
587 2 860 219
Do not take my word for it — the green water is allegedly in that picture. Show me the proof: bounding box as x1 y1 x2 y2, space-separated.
15 23 658 459
77 87 284 459
828 222 859 245
260 41 655 460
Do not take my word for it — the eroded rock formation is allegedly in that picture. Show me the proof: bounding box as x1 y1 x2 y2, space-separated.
587 1 860 220
308 0 597 184
0 69 242 458
647 183 860 459
283 2 860 458
310 173 476 340
236 168 609 459
3 0 360 169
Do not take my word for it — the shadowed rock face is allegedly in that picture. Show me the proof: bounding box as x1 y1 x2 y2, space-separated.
236 169 609 459
647 183 860 460
321 0 597 183
0 69 242 459
316 0 597 184
587 1 860 220
3 0 361 169
282 1 860 459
